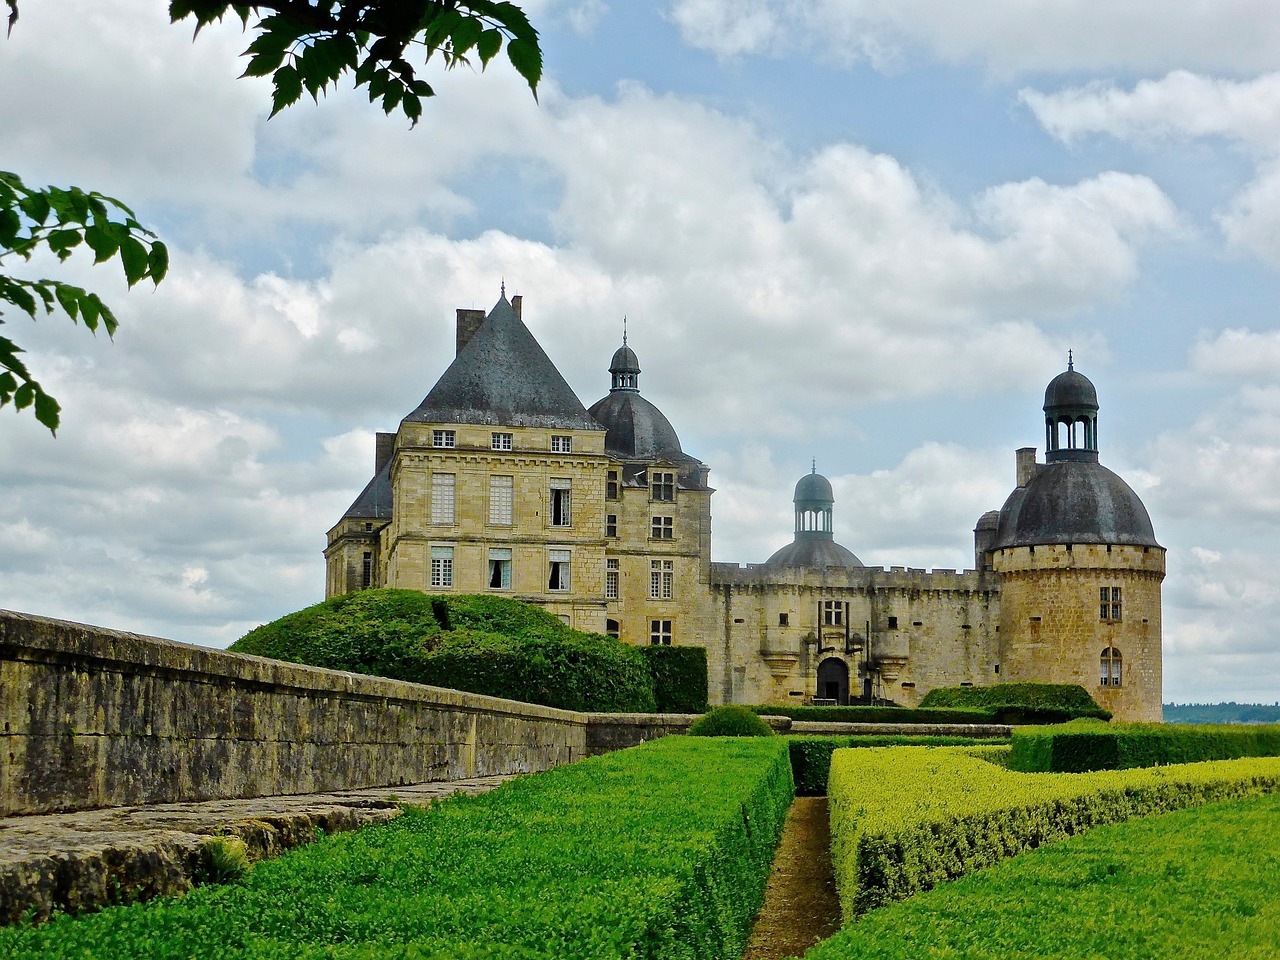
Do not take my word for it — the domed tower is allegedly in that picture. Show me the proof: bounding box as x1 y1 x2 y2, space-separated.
988 359 1164 721
763 466 864 570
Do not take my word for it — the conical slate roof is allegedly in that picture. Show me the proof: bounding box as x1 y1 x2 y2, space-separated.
403 296 602 430
342 460 392 519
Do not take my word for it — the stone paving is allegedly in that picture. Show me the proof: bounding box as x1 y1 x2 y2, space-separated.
0 776 516 925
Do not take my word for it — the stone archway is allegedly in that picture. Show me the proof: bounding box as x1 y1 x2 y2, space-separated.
816 657 849 705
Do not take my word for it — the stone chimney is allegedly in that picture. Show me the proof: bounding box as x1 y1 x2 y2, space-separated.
511 295 522 319
1015 447 1038 487
374 432 396 475
456 308 486 355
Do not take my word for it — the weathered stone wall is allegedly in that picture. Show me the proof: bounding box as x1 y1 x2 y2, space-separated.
1 609 590 816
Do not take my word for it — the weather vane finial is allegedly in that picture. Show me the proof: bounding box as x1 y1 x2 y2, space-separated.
1068 348 1073 371
622 315 628 346
500 278 506 298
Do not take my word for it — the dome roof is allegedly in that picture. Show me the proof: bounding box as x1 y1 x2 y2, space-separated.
764 537 864 570
1044 369 1098 413
794 472 834 505
587 390 695 462
975 509 1000 531
991 459 1159 549
610 344 641 375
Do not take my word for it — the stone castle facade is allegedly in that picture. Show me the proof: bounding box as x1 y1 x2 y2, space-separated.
326 295 1164 721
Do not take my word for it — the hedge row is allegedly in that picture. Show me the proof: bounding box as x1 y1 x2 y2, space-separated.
807 791 1280 960
1010 720 1280 772
0 738 794 959
787 737 1004 796
233 591 708 714
827 746 1280 917
919 682 1112 722
748 705 994 725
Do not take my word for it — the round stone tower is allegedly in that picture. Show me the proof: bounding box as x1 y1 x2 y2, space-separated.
988 360 1165 721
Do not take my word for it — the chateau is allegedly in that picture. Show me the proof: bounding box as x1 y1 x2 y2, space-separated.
326 294 1164 721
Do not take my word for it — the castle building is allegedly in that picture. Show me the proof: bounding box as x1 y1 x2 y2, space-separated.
326 296 1164 721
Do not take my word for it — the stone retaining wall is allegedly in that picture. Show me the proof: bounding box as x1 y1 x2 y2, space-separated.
1 609 588 816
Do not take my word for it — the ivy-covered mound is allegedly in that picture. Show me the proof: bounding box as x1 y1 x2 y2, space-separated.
919 682 1112 723
232 590 656 713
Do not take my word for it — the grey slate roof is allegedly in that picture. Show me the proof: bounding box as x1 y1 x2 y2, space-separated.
794 472 834 505
764 537 865 569
342 460 392 520
587 390 698 463
991 460 1159 549
403 296 602 430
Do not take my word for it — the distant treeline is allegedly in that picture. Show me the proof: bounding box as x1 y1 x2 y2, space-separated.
1164 702 1280 724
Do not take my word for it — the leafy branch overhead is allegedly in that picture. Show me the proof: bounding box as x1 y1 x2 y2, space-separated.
0 172 169 433
170 1 542 123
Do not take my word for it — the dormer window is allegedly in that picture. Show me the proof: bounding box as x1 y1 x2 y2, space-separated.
551 435 572 453
432 429 455 448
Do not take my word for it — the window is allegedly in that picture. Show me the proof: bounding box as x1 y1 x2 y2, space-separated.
606 618 620 639
887 616 898 629
605 558 619 599
550 479 572 526
823 600 843 626
430 546 454 588
650 619 672 645
1100 586 1122 622
651 471 675 501
431 474 455 524
432 429 455 448
551 435 572 453
488 548 512 589
606 514 618 538
491 432 512 451
489 475 513 525
361 551 373 590
1101 647 1123 687
779 613 789 627
548 549 571 591
606 470 619 500
650 559 674 599
651 516 673 539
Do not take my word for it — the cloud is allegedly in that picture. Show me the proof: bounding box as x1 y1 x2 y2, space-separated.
666 1 1280 76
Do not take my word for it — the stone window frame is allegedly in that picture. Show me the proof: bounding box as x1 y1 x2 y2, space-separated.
491 432 513 451
605 558 619 599
432 429 456 448
551 434 572 453
1100 586 1122 622
650 515 674 540
550 478 572 527
651 471 676 502
650 619 673 645
430 545 454 588
650 558 674 600
822 600 843 627
1100 646 1123 687
488 548 512 590
548 548 571 592
431 473 456 525
489 475 514 526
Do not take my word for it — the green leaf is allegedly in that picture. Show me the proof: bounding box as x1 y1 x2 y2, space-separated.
506 37 542 95
46 228 83 259
148 241 170 284
34 389 60 433
449 17 483 58
80 291 102 332
5 283 36 318
271 64 303 116
18 191 50 225
0 208 20 244
13 381 33 410
476 28 502 66
54 283 80 321
83 223 120 263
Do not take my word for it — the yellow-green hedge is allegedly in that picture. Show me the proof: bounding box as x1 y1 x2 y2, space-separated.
828 746 1280 917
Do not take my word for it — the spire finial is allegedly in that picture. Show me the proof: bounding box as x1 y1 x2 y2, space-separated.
622 315 628 347
500 278 506 299
1068 348 1073 371
811 458 817 474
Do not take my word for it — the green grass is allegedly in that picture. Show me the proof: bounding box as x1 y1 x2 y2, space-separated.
0 737 793 960
804 791 1280 960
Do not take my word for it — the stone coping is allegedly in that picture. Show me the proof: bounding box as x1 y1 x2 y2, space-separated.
786 721 1013 737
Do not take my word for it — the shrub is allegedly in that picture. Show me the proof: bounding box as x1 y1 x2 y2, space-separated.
787 736 1005 795
638 645 709 713
0 738 794 960
688 704 775 737
232 590 656 713
919 682 1112 722
747 704 996 724
826 745 1280 917
1009 721 1280 772
198 836 250 885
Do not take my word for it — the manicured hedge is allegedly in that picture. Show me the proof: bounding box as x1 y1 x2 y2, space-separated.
233 591 656 713
689 705 775 737
0 738 794 959
1010 720 1280 772
787 736 1004 796
826 745 1280 917
806 791 1280 960
919 682 1112 722
638 645 709 713
747 705 995 724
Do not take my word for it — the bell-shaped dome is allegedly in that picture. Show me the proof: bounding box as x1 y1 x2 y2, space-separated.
763 466 864 569
610 344 641 377
588 338 697 463
794 471 834 506
1044 368 1098 414
992 460 1158 548
764 538 864 570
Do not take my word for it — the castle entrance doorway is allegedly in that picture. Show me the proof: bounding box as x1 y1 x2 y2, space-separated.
816 658 849 706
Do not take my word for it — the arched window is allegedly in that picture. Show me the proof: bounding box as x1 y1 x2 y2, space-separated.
1100 647 1122 687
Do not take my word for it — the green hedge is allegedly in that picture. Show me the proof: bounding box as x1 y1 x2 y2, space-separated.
638 645 708 713
826 746 1280 918
689 705 775 737
233 591 655 713
787 736 1005 796
919 682 1112 722
0 738 795 959
806 791 1280 960
1010 721 1280 772
748 704 995 724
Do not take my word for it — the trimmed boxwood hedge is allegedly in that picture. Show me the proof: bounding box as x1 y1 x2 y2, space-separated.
232 590 655 713
787 736 1005 795
1009 720 1280 772
748 704 995 724
918 682 1112 723
0 738 795 959
638 645 709 713
826 745 1280 917
689 705 775 737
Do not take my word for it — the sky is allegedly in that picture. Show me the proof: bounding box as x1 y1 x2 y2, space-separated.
4 1 1280 704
